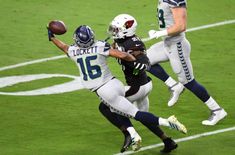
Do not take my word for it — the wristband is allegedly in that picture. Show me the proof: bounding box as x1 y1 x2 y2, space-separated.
157 29 168 37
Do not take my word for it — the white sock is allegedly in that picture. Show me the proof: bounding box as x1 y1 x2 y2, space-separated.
127 127 137 138
165 77 177 88
205 97 221 111
158 117 170 127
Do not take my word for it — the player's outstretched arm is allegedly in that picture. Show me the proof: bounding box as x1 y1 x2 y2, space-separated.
50 37 69 54
47 28 69 54
109 49 136 61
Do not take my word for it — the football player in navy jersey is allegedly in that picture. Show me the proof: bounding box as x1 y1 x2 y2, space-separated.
99 14 186 153
147 0 227 125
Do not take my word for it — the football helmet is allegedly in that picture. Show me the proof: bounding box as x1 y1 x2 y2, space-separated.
73 25 95 48
108 14 137 39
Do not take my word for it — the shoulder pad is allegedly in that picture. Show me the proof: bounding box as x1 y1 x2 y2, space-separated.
95 40 111 52
163 0 186 7
104 42 111 52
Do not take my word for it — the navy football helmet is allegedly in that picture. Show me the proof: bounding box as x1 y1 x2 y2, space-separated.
73 25 95 48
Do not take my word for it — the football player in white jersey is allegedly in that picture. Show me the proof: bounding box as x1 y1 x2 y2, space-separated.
47 25 187 153
146 0 227 125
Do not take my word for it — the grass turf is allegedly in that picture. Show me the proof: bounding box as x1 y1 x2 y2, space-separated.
0 0 235 155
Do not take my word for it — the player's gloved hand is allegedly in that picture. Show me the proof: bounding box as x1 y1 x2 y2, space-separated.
133 61 148 75
148 29 168 40
47 26 55 41
148 30 158 39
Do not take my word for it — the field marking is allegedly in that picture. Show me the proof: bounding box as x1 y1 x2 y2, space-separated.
0 55 66 72
0 19 234 72
0 74 84 96
142 19 235 42
114 126 235 155
186 19 235 32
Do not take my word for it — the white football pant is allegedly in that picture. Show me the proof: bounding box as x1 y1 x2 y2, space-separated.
125 80 152 112
96 78 139 118
147 38 194 85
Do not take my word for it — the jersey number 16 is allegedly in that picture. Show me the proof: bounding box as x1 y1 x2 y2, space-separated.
77 55 102 81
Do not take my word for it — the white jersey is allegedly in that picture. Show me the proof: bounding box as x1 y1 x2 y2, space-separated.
67 41 113 91
158 0 187 42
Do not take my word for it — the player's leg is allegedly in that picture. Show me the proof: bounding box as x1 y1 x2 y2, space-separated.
98 79 186 153
98 80 142 152
184 80 227 125
125 79 152 112
125 80 179 152
99 102 141 152
96 78 187 133
168 38 227 125
147 41 184 106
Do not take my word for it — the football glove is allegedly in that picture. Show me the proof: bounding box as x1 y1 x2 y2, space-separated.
148 29 168 39
47 27 55 41
133 61 148 75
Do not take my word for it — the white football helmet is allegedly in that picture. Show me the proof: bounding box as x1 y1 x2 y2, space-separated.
108 14 137 39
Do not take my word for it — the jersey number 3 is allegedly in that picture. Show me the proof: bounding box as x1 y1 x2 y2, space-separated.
158 9 165 28
77 55 101 81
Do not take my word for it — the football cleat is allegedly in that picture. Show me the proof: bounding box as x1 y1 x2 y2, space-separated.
168 115 187 134
160 137 178 153
120 132 142 153
131 133 142 151
202 108 227 126
168 82 184 107
120 134 132 153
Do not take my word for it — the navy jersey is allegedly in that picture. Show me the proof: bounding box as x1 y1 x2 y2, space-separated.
114 35 149 87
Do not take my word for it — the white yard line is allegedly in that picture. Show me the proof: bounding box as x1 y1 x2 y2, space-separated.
142 19 235 42
0 55 66 72
186 20 235 32
0 19 234 72
114 126 235 155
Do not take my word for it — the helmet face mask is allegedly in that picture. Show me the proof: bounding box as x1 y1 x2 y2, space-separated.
74 25 95 48
108 14 137 39
108 25 123 38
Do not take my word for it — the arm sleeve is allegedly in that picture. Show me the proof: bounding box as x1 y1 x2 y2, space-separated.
67 45 75 58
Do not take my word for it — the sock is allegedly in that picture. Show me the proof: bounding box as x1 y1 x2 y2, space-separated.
165 77 178 88
127 127 138 138
159 117 170 127
184 79 210 102
134 111 165 138
148 64 169 82
205 97 221 111
134 111 159 126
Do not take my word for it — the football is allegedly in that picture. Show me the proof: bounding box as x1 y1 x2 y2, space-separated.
48 20 67 35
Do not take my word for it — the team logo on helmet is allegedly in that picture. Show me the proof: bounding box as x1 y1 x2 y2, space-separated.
108 14 137 39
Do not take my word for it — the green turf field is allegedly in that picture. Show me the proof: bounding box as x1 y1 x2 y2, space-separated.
0 0 235 155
